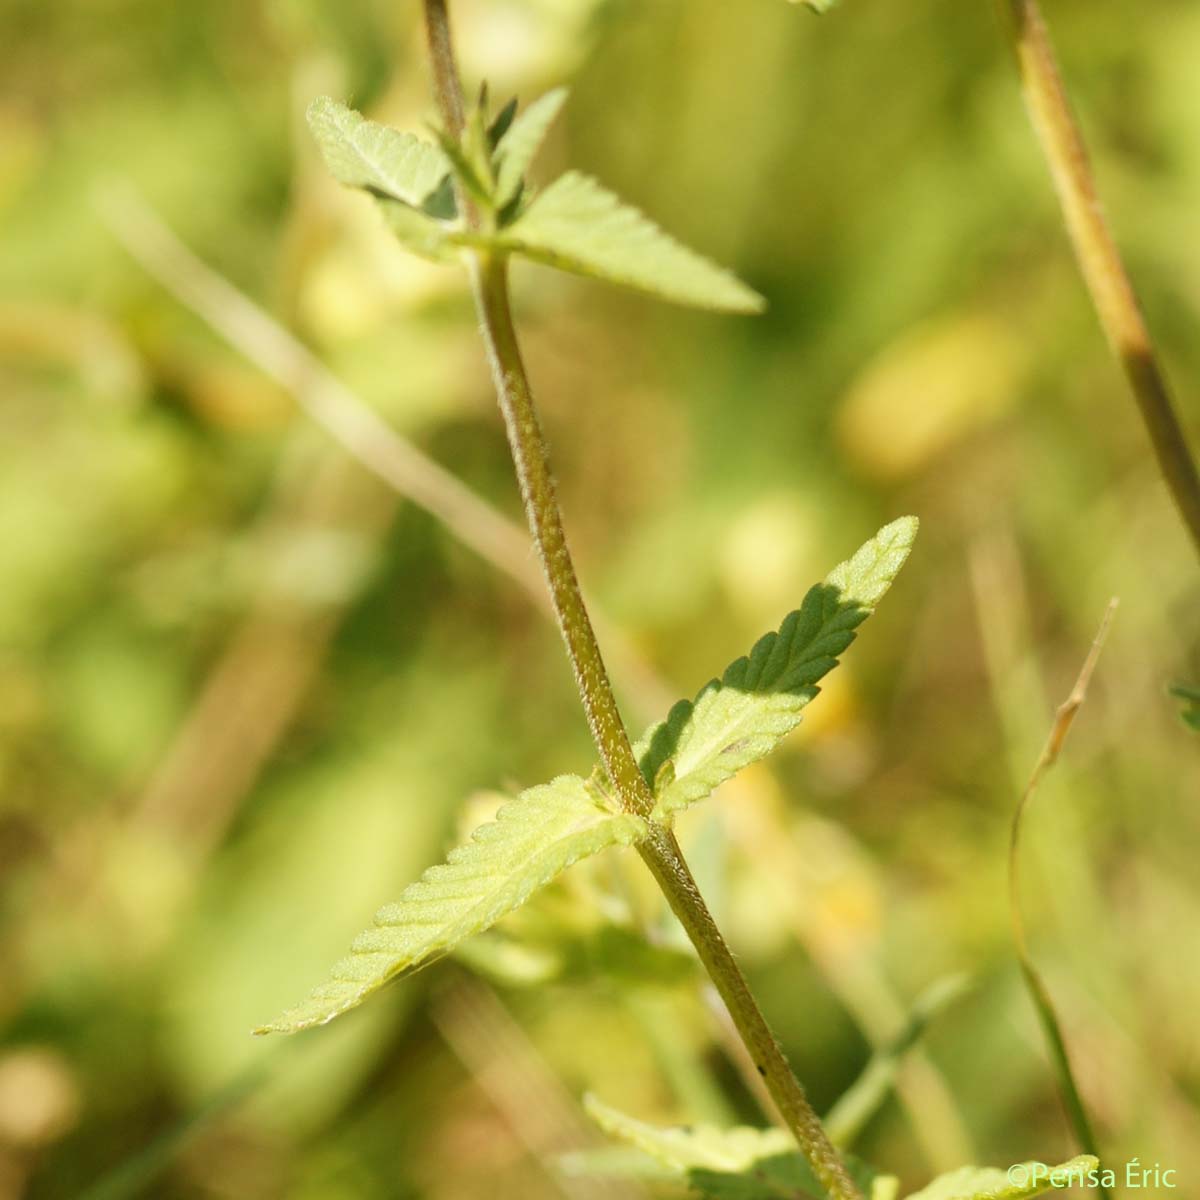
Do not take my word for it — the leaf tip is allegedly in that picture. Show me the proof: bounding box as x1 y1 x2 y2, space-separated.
887 512 919 539
305 94 338 129
730 286 768 316
884 514 919 554
824 515 919 613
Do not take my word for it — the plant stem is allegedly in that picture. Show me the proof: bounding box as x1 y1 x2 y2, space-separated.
470 246 862 1200
467 254 655 819
638 822 864 1200
1008 600 1116 1194
420 5 863 1196
422 0 466 141
997 0 1200 559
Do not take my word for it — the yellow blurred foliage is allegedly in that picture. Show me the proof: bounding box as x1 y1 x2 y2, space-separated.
836 315 1025 480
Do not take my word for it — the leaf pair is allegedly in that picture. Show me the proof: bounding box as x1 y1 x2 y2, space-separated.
578 1095 1099 1200
306 91 764 313
258 519 916 1035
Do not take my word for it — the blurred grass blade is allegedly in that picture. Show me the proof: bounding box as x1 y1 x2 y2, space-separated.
258 777 647 1034
634 517 918 823
79 1067 264 1200
824 974 970 1148
1008 600 1117 1198
495 171 765 313
904 1155 1099 1200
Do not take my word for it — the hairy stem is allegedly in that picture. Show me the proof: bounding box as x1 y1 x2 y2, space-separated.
422 0 466 141
467 255 654 817
998 0 1200 558
638 822 864 1200
420 4 862 1195
470 246 862 1200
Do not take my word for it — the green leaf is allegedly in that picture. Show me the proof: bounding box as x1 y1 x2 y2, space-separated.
495 171 765 313
494 87 568 206
377 198 456 263
306 96 449 207
791 0 841 12
487 96 519 150
429 123 495 211
585 1094 793 1171
1169 682 1200 732
905 1156 1100 1200
257 777 647 1034
635 517 917 823
583 1095 893 1199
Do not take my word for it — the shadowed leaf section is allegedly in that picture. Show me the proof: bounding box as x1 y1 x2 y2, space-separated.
1169 682 1200 732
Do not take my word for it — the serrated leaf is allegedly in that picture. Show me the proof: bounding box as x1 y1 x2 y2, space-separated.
634 517 917 823
905 1156 1100 1200
257 777 647 1034
307 96 449 207
585 1094 794 1172
583 1095 893 1199
494 87 568 206
495 171 764 313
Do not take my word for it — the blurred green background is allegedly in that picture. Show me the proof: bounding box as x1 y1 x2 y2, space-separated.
1 0 1198 1196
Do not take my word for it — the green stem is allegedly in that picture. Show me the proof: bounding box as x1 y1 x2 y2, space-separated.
467 255 654 818
419 5 862 1196
422 0 466 141
639 821 864 1200
470 246 862 1200
1007 600 1116 1196
998 0 1200 559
